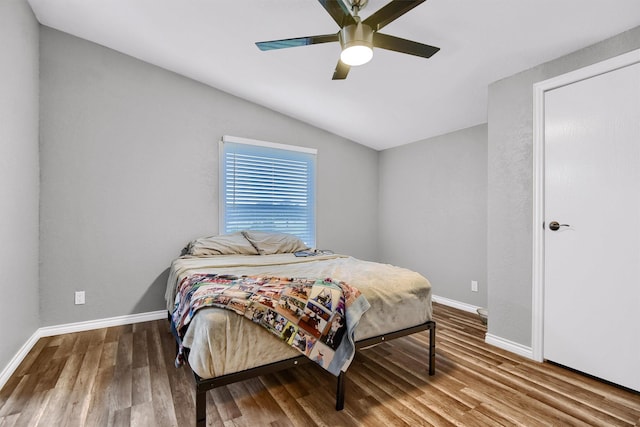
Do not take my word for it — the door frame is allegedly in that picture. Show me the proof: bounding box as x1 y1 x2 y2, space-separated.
531 48 640 362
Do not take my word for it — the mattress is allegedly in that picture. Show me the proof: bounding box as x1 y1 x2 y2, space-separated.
165 253 432 379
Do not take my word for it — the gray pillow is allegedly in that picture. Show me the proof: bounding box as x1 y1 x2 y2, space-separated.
186 232 259 256
242 230 310 255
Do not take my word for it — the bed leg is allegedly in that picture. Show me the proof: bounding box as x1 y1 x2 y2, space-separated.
428 321 436 376
336 371 345 411
196 389 206 427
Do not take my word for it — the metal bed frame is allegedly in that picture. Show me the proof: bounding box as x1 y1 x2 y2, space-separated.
179 320 436 427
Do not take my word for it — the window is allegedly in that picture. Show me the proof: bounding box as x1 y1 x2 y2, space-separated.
220 136 317 247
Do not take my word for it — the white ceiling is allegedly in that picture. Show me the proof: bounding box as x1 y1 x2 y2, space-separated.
28 0 640 150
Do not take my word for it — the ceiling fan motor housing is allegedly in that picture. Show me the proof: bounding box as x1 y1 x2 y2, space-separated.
339 22 374 65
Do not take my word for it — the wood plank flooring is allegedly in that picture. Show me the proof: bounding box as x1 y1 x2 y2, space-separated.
1 303 639 426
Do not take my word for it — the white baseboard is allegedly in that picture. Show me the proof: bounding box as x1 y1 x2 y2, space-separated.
38 310 167 337
431 295 535 361
0 331 42 392
485 333 534 360
432 294 482 313
0 310 167 390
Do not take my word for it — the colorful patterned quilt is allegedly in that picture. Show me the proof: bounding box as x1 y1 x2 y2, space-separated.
171 273 370 376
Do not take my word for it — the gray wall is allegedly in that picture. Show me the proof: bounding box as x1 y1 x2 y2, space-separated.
487 25 640 347
379 124 488 307
0 0 40 372
39 28 379 327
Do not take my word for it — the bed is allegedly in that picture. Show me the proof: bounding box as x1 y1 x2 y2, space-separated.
165 231 436 426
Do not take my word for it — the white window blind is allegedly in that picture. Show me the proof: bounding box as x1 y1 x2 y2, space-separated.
220 136 317 247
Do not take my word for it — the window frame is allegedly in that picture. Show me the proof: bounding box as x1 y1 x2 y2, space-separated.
219 135 317 247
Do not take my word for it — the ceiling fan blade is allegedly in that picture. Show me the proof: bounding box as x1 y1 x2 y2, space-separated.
332 59 351 80
256 33 339 51
363 0 426 31
318 0 356 28
373 32 439 58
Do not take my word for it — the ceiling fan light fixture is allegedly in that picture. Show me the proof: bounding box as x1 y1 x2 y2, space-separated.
341 44 373 66
339 22 373 66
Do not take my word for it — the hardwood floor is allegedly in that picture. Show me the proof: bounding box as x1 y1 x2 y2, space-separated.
1 303 639 426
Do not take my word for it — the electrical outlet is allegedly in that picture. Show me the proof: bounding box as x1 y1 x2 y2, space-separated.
471 281 478 292
75 291 85 305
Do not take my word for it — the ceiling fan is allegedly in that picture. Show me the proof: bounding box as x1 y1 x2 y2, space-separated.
255 0 440 80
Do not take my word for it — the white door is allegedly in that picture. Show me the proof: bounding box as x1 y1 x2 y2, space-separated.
543 61 640 392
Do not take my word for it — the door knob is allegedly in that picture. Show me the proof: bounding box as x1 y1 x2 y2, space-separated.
548 221 570 231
